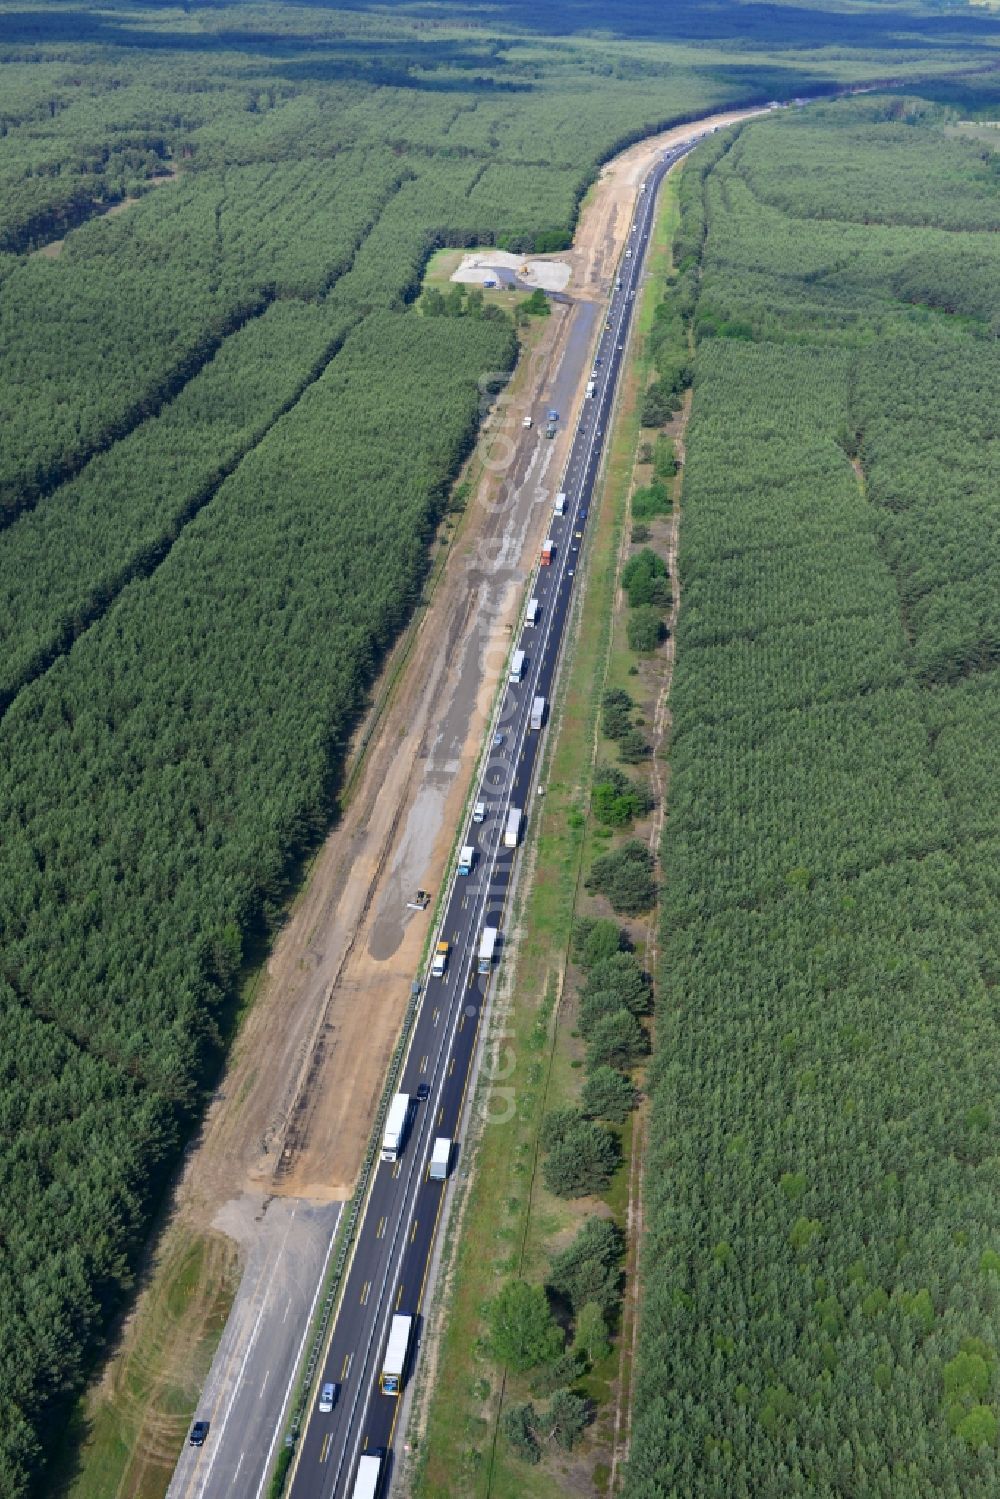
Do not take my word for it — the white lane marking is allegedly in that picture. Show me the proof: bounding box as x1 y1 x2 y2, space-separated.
260 1370 270 1399
252 1204 343 1499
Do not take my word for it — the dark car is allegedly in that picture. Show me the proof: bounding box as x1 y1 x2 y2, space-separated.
416 1083 430 1102
189 1420 209 1447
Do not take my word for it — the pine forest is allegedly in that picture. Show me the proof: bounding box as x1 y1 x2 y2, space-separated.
627 94 1000 1498
2 0 1000 1494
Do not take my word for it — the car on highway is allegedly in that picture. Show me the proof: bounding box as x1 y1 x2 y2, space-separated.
580 508 588 519
416 1083 430 1102
318 1382 339 1413
574 529 583 539
493 730 504 747
189 1421 209 1447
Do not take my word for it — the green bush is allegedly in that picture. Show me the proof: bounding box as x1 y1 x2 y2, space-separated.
485 1281 563 1373
586 840 657 914
592 763 653 827
500 1401 541 1464
600 687 634 741
572 916 627 969
631 481 672 522
618 727 652 763
654 433 678 479
627 604 667 654
581 1065 639 1123
573 1301 612 1364
586 1008 649 1071
541 1112 621 1198
528 1350 586 1398
579 953 652 1035
548 1217 625 1314
520 288 551 317
622 548 671 609
546 1387 590 1450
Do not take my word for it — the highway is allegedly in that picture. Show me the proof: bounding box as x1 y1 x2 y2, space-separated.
286 132 703 1499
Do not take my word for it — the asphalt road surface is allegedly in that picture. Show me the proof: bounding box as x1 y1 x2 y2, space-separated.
284 133 703 1499
168 1197 342 1499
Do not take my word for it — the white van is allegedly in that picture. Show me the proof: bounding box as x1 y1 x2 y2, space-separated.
525 598 540 626
554 492 567 516
473 800 486 823
509 649 526 684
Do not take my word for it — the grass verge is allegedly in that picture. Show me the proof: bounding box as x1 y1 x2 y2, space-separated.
51 1231 240 1499
410 166 682 1499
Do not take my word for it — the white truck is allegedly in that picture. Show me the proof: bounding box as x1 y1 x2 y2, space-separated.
380 1313 413 1396
504 807 522 850
381 1092 410 1163
509 649 525 684
458 845 475 876
473 800 486 823
586 379 596 398
530 696 546 731
554 492 567 516
525 598 539 626
429 1137 452 1181
431 940 449 977
351 1453 383 1499
478 925 498 975
522 414 532 429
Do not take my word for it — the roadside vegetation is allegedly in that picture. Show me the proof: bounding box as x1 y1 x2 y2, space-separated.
3 0 1000 1491
626 91 1000 1498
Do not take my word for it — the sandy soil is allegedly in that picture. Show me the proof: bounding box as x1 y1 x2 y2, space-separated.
451 250 572 291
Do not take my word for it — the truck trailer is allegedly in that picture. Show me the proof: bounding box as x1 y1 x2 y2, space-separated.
504 807 522 850
541 540 554 566
554 492 567 516
530 696 546 731
429 1137 452 1181
380 1313 413 1396
478 926 498 975
351 1453 383 1499
509 649 526 684
525 598 539 626
381 1093 410 1162
458 845 475 876
431 940 449 977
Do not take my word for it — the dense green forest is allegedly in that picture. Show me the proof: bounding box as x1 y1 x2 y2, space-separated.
627 92 1000 1497
2 0 999 1491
